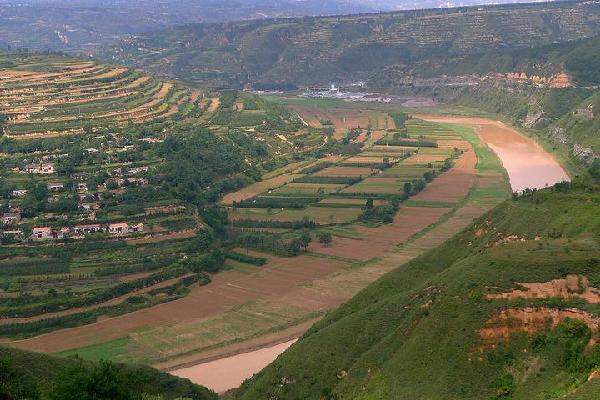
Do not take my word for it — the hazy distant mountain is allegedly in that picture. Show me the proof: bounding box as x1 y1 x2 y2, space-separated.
0 0 561 52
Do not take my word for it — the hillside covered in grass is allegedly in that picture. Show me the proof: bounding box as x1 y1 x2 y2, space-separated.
0 346 216 399
233 182 600 399
106 1 600 87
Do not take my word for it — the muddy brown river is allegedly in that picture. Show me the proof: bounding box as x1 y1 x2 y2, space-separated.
170 116 570 394
172 340 296 394
419 116 570 192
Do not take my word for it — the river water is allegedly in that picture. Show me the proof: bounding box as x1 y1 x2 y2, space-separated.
419 116 570 192
171 339 297 394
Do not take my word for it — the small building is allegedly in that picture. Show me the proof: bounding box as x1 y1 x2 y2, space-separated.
2 230 24 238
32 227 53 240
80 203 100 212
47 182 65 191
73 224 102 235
139 137 164 144
108 222 129 235
11 189 27 198
71 173 87 181
24 163 55 174
77 182 88 192
2 213 21 225
128 166 149 175
57 227 71 240
130 223 144 233
127 177 148 186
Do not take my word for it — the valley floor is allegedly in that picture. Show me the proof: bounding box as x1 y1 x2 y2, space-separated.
8 110 569 394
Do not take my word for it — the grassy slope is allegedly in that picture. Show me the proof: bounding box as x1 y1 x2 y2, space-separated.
234 185 600 399
0 346 217 400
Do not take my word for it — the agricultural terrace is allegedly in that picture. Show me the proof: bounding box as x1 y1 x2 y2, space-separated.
0 54 195 138
224 117 464 233
0 55 320 339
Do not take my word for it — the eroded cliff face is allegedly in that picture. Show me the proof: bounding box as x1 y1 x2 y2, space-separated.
502 72 574 88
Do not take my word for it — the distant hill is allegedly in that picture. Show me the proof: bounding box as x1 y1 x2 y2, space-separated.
0 345 216 399
104 1 600 87
0 0 561 53
233 182 600 399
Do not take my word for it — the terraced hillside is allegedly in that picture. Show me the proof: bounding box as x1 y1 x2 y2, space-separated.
108 1 600 87
234 182 600 400
0 54 190 138
0 54 325 340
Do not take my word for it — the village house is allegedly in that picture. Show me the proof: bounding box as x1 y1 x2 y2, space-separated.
2 213 21 225
128 166 149 175
47 195 61 204
139 137 164 144
130 223 144 233
73 224 102 235
11 189 27 198
127 177 148 186
24 163 55 174
58 227 70 239
47 182 65 191
71 172 88 181
108 222 129 235
111 168 123 177
2 229 23 239
80 203 100 212
32 227 53 240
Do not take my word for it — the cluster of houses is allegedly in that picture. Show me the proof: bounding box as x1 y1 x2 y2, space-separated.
31 222 144 240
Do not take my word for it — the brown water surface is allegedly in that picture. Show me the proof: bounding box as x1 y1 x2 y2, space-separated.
172 339 297 394
419 116 570 192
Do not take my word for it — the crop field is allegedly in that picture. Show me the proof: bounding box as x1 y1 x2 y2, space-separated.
0 54 198 138
290 105 394 139
224 115 465 232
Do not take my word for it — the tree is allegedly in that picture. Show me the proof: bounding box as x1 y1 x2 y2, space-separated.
48 360 134 400
403 182 413 195
299 230 312 251
423 171 435 182
0 113 7 135
0 357 39 399
317 232 333 247
365 198 374 209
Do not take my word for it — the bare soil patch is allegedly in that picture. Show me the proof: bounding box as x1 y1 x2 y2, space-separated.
220 173 301 205
480 307 599 348
11 255 347 353
410 146 476 203
487 275 600 304
311 206 450 261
